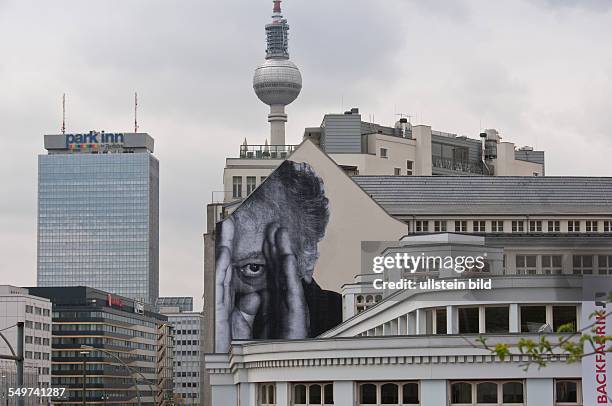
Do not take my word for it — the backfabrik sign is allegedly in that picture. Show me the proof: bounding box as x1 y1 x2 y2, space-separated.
65 131 125 148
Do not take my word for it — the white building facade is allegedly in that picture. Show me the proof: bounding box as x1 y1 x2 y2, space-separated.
0 286 52 405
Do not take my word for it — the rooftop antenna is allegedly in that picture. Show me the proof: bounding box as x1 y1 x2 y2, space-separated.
61 93 66 135
395 113 413 124
134 92 139 133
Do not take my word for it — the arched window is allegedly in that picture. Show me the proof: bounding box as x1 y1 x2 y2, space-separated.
309 384 321 404
402 383 419 404
380 383 398 404
359 383 377 404
503 381 524 403
366 295 374 303
294 384 307 404
476 382 497 403
357 295 364 303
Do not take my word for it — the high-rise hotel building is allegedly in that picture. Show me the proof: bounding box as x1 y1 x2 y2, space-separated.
37 132 159 304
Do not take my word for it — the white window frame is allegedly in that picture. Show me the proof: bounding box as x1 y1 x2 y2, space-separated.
516 255 537 275
604 221 611 232
232 176 242 199
246 176 257 196
511 221 525 233
455 221 467 232
434 221 447 232
473 221 486 233
292 382 334 406
491 221 504 233
415 221 429 233
542 255 563 275
449 380 525 406
548 220 560 232
554 379 582 405
380 148 388 158
258 383 276 406
585 220 598 232
406 160 414 176
529 220 542 232
356 381 420 405
568 221 580 232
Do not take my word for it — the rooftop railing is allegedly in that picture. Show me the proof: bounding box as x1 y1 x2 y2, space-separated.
432 155 484 175
239 144 297 159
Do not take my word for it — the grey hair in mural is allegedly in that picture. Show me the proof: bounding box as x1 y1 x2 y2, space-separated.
215 161 342 352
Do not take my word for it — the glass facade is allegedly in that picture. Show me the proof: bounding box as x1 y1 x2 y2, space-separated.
37 153 159 304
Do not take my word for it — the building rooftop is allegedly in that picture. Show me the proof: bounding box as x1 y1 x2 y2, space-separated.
156 296 194 312
353 176 612 216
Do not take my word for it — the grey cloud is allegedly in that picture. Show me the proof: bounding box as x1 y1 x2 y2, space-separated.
530 0 612 11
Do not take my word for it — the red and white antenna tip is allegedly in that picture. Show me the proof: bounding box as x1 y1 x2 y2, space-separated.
273 0 281 14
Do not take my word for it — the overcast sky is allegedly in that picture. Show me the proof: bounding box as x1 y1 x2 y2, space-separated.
1 0 611 310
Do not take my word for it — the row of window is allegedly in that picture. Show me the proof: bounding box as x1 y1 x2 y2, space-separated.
24 351 50 360
414 219 612 233
25 305 51 316
361 304 578 337
174 339 200 346
232 176 268 198
173 329 200 335
173 350 200 356
258 380 582 405
514 254 612 275
25 335 50 345
174 371 200 378
24 320 51 331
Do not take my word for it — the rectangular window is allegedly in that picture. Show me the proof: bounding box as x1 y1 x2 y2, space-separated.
485 307 509 333
473 221 486 233
435 308 447 334
25 305 33 313
455 221 467 232
458 307 479 334
516 255 537 275
542 255 562 275
246 176 257 195
520 306 546 333
573 255 593 275
25 336 33 344
232 176 242 199
380 148 388 158
586 220 598 232
35 307 42 315
529 220 542 232
394 168 401 176
415 221 429 233
598 255 612 275
434 221 447 232
553 306 577 332
512 221 525 232
406 160 414 176
548 220 560 232
491 221 504 232
260 176 267 183
568 221 580 232
604 221 611 232
555 380 581 405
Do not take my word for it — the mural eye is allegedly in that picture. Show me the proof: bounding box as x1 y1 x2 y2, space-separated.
238 263 265 277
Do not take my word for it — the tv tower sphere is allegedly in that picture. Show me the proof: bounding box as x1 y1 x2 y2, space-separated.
253 0 302 146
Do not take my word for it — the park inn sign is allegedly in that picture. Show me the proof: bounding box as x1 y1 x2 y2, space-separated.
65 131 125 148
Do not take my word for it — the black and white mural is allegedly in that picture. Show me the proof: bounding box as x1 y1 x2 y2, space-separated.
215 161 342 352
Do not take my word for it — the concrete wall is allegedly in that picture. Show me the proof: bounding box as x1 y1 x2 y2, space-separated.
289 140 407 291
413 125 433 176
494 142 543 176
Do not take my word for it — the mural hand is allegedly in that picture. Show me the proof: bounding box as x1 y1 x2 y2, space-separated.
215 218 235 352
272 226 308 339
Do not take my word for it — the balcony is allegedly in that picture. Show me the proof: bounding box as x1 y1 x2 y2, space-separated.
432 155 484 175
239 144 297 159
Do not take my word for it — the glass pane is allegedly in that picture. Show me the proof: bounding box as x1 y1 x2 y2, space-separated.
556 381 578 403
503 382 524 403
485 307 509 333
309 384 322 404
268 385 275 404
294 384 306 404
476 382 498 403
324 384 334 404
451 382 472 403
359 384 377 404
436 309 447 334
261 385 267 403
458 308 479 334
380 383 398 404
520 306 546 332
553 306 577 332
402 383 419 404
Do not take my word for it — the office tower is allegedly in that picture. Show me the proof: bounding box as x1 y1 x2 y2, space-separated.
37 132 159 304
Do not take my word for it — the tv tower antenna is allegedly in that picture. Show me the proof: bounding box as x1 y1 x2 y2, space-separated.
134 92 139 133
61 93 66 135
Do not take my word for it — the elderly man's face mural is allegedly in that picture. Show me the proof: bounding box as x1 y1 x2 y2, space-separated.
215 161 331 352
